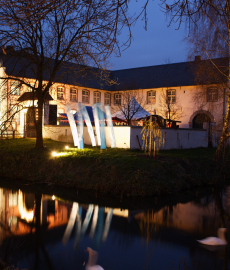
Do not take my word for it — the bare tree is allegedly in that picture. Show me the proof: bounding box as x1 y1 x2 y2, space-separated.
158 88 184 126
160 0 230 158
0 0 149 148
0 75 26 137
111 81 148 125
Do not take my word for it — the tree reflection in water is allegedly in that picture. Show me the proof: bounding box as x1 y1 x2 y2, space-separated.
34 193 54 270
0 187 229 270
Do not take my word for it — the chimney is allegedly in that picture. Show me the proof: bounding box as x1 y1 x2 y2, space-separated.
195 55 201 62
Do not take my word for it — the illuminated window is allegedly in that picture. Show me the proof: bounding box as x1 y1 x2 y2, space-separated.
11 81 20 95
82 89 90 103
70 88 77 101
57 87 64 100
94 91 101 103
147 91 156 104
167 89 176 103
207 88 218 102
114 93 121 105
104 93 111 105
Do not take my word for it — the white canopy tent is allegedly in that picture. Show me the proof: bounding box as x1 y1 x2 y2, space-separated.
111 96 150 121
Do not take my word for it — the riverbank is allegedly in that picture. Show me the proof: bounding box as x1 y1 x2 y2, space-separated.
0 138 229 198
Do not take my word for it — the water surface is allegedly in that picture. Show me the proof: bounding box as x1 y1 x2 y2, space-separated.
0 186 229 270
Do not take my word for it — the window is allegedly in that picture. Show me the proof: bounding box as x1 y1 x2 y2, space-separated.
114 93 121 105
11 81 20 95
104 93 111 105
207 88 218 102
94 91 101 103
57 87 64 100
82 89 90 103
167 89 176 103
70 88 77 101
147 90 156 104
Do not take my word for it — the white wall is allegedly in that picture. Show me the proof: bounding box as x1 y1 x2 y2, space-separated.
130 127 208 150
43 125 208 149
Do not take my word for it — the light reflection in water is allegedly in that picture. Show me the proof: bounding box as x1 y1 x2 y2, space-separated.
0 187 229 270
18 190 34 222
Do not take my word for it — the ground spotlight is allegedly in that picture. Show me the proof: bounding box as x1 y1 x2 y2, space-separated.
65 146 69 150
52 151 57 157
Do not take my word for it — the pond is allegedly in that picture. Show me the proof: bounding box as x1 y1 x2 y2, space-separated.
0 185 229 270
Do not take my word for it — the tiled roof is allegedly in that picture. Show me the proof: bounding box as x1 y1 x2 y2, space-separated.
1 52 228 91
111 57 228 90
0 52 112 90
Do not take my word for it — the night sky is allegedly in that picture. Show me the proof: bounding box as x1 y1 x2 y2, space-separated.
109 0 188 71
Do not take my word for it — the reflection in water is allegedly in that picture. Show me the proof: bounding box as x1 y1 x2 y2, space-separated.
102 208 113 242
90 205 99 239
18 190 34 222
62 202 78 245
0 187 229 270
62 204 113 249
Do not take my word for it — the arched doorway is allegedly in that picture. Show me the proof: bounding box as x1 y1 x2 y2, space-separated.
192 112 213 147
192 113 211 129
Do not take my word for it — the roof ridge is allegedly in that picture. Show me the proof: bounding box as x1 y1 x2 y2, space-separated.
111 56 229 72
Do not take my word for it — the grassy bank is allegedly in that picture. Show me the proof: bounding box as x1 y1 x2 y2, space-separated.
0 138 229 197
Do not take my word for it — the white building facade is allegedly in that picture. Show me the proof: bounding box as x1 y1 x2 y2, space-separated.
0 55 227 148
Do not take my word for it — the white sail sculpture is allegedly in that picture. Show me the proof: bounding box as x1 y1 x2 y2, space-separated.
92 103 101 146
77 102 84 149
66 103 116 149
82 105 96 146
105 105 116 148
65 104 79 146
98 103 106 149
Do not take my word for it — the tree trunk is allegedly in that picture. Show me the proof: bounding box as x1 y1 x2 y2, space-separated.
215 39 230 160
215 96 229 159
35 97 44 148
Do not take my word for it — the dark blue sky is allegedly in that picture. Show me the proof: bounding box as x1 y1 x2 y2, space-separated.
109 0 188 71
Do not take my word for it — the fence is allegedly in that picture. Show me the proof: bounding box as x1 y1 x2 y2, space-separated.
0 130 23 139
